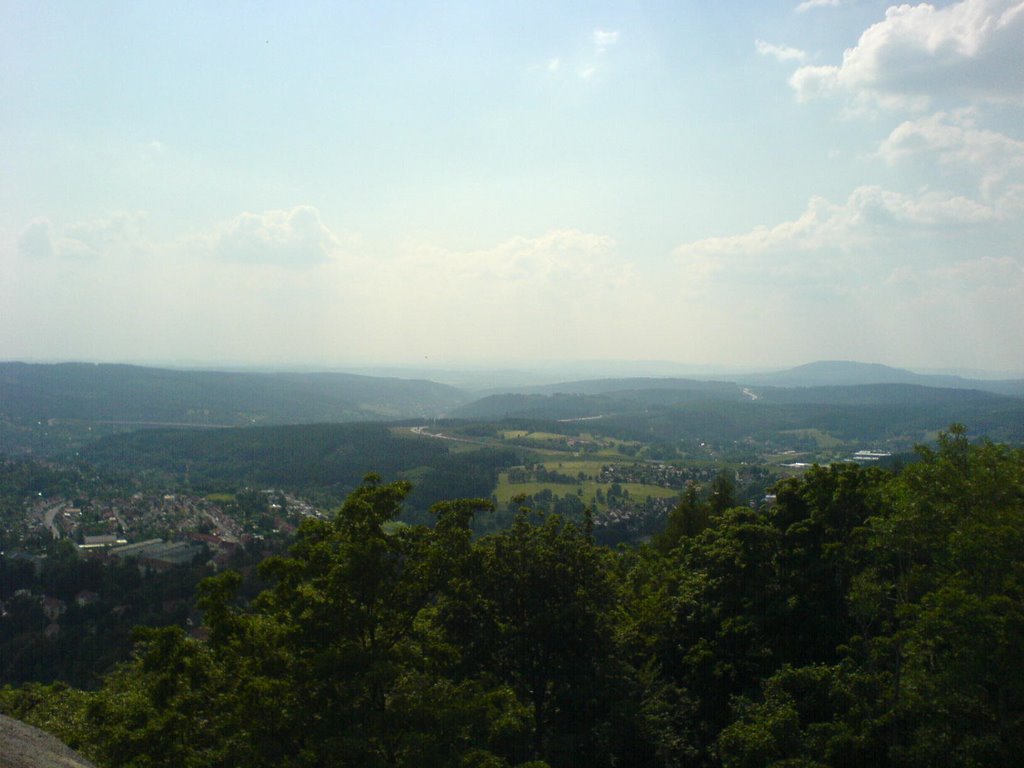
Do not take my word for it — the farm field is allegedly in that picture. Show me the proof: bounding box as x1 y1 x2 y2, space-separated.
494 473 680 509
777 428 845 449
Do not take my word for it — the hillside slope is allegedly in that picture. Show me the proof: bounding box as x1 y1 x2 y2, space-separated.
0 362 469 426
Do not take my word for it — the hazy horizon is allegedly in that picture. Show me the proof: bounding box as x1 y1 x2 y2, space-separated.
3 1 1022 372
6 356 1024 384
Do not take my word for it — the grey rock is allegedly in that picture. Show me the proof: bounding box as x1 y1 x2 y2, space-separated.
0 714 96 768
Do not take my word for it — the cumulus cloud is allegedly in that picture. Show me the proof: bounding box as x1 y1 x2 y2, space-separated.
673 186 1003 294
878 110 1024 199
873 107 1024 223
755 39 809 63
205 206 343 266
678 185 997 257
790 0 1024 107
17 213 147 260
66 213 147 255
396 229 629 310
326 228 647 362
0 220 690 367
401 229 627 291
15 208 343 268
668 184 1023 371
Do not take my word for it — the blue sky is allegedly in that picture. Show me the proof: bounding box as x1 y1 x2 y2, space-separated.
3 1 1023 373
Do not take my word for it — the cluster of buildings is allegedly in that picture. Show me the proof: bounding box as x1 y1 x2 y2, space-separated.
597 462 715 489
81 537 211 572
24 492 245 548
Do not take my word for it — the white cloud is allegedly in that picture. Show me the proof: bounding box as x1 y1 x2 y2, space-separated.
673 185 1003 294
594 29 620 53
796 0 841 11
874 108 1024 223
3 221 637 366
65 213 147 255
678 185 997 256
399 229 627 291
204 206 344 266
876 109 1019 175
790 0 1024 107
17 213 148 260
329 229 644 362
15 208 342 268
537 28 621 82
668 185 1023 369
755 39 808 63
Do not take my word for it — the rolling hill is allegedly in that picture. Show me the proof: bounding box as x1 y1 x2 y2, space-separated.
0 362 469 426
737 360 1024 396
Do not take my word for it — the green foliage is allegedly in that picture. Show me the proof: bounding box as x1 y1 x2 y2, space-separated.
442 507 618 765
82 423 447 495
656 481 707 551
4 428 1022 768
0 543 211 688
0 362 467 433
717 427 1024 767
0 681 92 755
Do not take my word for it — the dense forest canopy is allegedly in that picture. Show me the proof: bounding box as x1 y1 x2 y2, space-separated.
2 427 1021 767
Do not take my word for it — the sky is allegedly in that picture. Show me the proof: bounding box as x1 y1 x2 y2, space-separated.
2 0 1023 374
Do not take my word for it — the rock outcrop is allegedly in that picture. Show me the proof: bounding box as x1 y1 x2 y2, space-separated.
0 714 96 768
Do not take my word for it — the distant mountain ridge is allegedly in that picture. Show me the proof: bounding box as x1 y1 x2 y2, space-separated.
2 360 1021 440
3 360 1022 471
475 377 743 398
737 360 1024 396
754 382 1010 406
0 362 470 427
452 382 1019 423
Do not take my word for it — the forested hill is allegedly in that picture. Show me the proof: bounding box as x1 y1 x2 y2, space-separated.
81 422 520 511
739 360 1024 396
451 381 747 420
4 361 1024 458
0 362 469 426
474 377 744 398
81 423 444 490
451 383 1024 443
754 382 1011 405
5 361 1022 431
4 430 1023 767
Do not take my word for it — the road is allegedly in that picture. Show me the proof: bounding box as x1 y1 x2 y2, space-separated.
41 502 68 540
409 426 482 444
